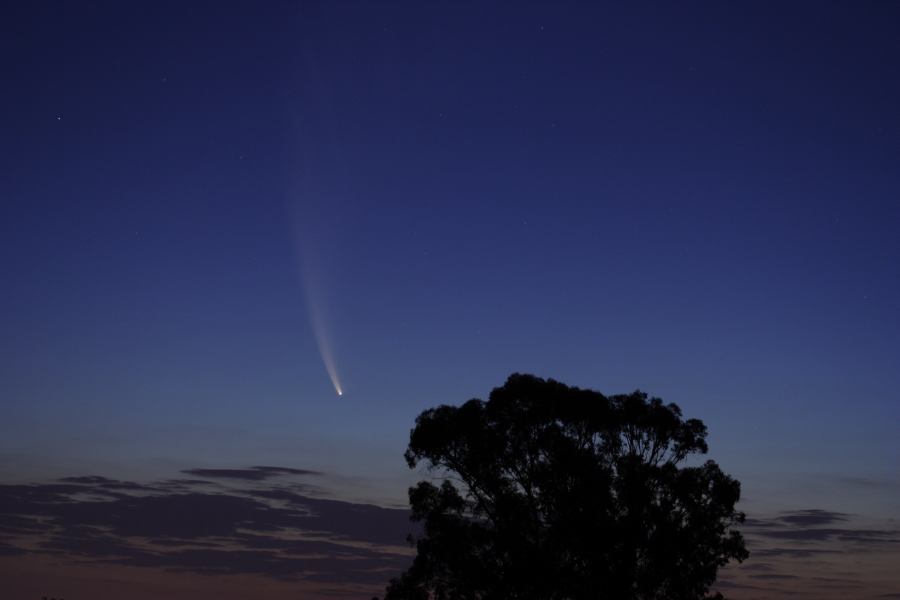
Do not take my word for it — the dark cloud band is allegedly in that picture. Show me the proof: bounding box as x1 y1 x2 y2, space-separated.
0 468 413 587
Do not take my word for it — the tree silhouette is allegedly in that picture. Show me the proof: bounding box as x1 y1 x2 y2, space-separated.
379 374 748 600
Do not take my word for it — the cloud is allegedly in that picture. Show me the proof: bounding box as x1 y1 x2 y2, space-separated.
0 467 414 587
180 466 320 481
0 541 27 556
751 547 841 558
59 475 153 491
725 508 900 599
748 573 799 580
776 509 850 527
755 527 899 543
710 579 775 592
0 513 44 534
251 466 323 476
741 509 900 548
5 481 899 597
738 562 776 571
833 475 900 489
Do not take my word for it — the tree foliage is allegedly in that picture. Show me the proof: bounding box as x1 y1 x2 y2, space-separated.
379 374 747 600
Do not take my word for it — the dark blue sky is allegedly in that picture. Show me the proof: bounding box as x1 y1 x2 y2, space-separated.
1 3 899 596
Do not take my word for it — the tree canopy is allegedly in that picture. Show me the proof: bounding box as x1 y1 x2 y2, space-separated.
379 374 747 600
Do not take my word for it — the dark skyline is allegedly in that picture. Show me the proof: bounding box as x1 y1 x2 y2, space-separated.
2 2 899 598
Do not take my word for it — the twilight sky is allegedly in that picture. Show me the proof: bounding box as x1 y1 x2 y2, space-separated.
1 2 899 599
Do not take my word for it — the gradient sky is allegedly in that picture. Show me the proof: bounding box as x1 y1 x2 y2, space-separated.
2 2 899 599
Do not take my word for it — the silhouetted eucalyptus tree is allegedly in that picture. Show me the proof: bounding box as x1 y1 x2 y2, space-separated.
379 374 747 600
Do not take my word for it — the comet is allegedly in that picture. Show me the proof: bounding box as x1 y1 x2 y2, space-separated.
290 206 344 398
302 270 344 397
